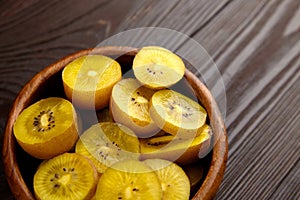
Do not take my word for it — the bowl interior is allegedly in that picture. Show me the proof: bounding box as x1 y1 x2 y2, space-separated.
3 46 227 200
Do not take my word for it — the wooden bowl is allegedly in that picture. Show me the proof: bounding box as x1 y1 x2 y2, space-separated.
2 46 227 200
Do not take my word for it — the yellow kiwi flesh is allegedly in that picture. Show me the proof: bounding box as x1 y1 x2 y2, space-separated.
150 89 207 139
95 160 162 200
62 55 122 110
34 153 98 200
110 78 160 137
75 122 140 173
144 159 190 200
132 46 185 89
140 124 211 165
13 97 79 159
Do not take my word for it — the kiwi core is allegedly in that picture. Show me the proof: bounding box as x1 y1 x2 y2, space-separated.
58 174 72 186
40 114 49 127
87 70 98 77
33 110 55 132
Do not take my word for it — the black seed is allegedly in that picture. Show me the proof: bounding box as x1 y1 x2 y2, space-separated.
118 197 122 199
63 168 66 172
50 179 54 182
131 98 135 101
54 174 59 178
133 188 139 191
153 72 156 75
54 184 60 188
52 125 55 128
137 92 140 95
70 168 75 172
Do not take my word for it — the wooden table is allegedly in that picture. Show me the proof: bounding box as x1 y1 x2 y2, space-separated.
0 0 299 199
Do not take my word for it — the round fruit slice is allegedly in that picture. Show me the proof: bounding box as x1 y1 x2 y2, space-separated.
13 97 79 159
95 160 162 200
132 46 185 89
110 78 160 137
34 153 98 200
149 89 207 139
62 55 122 110
75 122 140 173
140 124 211 165
144 158 190 200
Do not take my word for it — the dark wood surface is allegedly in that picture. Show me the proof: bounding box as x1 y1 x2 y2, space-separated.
0 0 299 199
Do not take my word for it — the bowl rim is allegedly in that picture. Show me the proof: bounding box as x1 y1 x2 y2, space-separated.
2 46 227 200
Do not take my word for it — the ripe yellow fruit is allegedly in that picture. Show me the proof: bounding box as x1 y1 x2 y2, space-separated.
13 97 79 159
62 55 122 110
132 46 185 89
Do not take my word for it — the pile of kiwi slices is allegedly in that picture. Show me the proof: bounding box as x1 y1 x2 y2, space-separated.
13 46 211 200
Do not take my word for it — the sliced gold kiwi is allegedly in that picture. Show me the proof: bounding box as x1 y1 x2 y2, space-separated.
62 55 122 110
13 97 79 159
75 122 140 173
34 153 98 200
144 158 190 200
110 78 160 137
132 46 185 89
95 160 162 200
149 89 207 139
140 124 212 165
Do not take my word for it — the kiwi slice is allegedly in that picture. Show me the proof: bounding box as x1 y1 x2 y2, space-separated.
132 46 186 89
144 158 190 200
34 153 98 200
62 55 122 110
75 122 140 173
13 97 79 159
149 89 207 139
95 160 162 200
140 124 211 165
110 78 160 137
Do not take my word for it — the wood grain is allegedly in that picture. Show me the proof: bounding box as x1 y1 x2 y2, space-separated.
1 0 300 199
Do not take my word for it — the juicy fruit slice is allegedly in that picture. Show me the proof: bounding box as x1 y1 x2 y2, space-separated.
34 153 98 200
144 159 190 200
150 89 207 139
110 78 160 137
62 55 122 110
95 160 162 200
140 124 212 164
13 97 79 159
132 46 185 89
75 122 140 173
